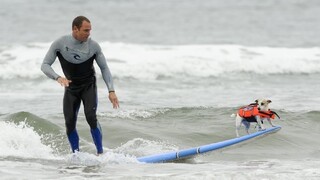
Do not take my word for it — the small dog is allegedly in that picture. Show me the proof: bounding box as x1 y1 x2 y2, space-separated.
235 99 280 137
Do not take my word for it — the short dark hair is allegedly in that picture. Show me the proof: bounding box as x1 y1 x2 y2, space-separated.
72 16 90 29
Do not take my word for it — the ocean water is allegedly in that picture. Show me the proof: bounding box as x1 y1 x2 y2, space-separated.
1 0 320 179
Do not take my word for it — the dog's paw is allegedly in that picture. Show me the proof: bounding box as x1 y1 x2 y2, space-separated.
258 127 266 131
230 113 236 118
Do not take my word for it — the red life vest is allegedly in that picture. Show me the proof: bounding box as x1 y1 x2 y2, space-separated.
238 103 277 119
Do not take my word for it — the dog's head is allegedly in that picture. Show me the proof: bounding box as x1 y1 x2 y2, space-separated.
255 99 272 111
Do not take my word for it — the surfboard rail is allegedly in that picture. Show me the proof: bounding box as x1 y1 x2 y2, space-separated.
137 126 281 163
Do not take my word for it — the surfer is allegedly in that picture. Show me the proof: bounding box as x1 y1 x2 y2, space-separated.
41 16 119 154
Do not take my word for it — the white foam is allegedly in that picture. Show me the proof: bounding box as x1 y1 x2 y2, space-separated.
0 121 58 159
114 138 179 157
66 150 138 166
0 43 63 79
102 42 320 78
1 42 320 80
98 108 171 119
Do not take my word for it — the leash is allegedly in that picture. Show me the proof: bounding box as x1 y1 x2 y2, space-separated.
258 110 281 119
270 111 281 119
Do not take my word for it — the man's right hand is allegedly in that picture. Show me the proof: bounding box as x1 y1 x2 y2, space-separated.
57 77 72 87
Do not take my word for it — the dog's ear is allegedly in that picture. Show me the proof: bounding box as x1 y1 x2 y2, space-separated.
255 99 258 103
267 100 272 103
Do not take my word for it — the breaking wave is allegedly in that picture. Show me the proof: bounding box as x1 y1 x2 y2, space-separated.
1 42 320 80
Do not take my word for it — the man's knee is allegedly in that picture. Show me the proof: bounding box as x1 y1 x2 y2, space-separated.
65 120 76 135
85 109 97 129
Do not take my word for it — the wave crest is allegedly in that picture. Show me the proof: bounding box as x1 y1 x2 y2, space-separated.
1 43 320 80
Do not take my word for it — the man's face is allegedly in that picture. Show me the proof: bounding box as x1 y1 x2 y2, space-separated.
73 21 91 42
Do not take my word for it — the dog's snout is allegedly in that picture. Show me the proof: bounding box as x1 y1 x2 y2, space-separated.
258 107 261 110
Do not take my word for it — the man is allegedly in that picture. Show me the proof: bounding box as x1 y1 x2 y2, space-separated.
41 16 119 154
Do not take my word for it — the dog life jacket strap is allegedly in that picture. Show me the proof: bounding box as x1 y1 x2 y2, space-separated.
258 110 276 119
238 104 279 119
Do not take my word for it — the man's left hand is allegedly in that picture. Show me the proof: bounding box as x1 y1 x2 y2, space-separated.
109 92 119 109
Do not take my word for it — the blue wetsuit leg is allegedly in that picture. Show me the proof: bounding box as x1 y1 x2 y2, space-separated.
81 81 103 154
63 87 81 152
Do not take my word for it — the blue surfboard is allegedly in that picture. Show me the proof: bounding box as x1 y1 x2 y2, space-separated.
137 126 281 163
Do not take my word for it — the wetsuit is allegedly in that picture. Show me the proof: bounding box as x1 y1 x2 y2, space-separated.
41 34 114 154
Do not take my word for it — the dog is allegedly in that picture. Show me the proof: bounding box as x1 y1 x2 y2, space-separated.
235 99 280 137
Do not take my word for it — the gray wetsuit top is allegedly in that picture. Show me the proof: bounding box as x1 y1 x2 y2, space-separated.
41 34 114 91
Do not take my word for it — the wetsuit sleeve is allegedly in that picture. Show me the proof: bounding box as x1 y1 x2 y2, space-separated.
95 43 115 92
41 40 61 80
